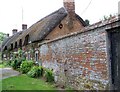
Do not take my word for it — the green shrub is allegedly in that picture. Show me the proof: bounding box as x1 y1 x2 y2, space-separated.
27 66 44 78
3 60 12 67
7 60 12 66
44 69 54 82
11 59 23 70
11 59 18 69
20 61 34 74
20 57 26 62
17 60 22 68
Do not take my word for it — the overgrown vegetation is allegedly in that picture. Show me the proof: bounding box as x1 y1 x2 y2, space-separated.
11 59 21 70
44 69 54 82
27 66 44 78
2 48 55 85
0 61 11 68
102 14 116 21
20 61 34 74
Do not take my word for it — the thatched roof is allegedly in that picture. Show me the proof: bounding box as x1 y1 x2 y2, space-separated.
76 14 87 27
2 37 10 48
2 31 23 51
29 7 68 42
2 7 86 51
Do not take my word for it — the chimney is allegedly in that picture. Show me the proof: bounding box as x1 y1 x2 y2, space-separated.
63 0 75 29
22 24 27 31
63 0 75 19
12 29 18 35
6 34 9 38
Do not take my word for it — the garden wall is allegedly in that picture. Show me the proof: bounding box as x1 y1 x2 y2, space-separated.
39 17 120 90
40 28 109 90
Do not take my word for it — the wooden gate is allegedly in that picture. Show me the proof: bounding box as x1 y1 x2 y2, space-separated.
109 27 120 90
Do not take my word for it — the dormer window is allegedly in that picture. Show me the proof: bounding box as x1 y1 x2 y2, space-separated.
15 42 17 48
11 44 13 50
24 35 29 45
19 39 22 48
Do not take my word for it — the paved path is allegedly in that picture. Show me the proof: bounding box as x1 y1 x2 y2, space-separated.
0 68 20 80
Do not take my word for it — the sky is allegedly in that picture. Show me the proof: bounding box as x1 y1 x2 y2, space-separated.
0 0 119 36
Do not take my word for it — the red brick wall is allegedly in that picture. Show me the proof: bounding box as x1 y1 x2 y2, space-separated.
39 27 109 90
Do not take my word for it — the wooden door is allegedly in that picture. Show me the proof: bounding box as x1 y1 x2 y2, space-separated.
109 27 120 90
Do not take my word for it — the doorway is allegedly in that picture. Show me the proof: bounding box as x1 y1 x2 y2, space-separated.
108 27 120 90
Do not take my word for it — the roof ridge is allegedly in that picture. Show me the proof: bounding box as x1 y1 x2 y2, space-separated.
29 7 66 28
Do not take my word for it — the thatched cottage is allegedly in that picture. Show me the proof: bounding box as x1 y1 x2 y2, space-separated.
2 0 120 90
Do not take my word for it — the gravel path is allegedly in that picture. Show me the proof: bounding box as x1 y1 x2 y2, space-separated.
0 68 20 80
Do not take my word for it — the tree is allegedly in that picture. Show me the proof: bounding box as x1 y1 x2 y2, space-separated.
0 32 6 45
0 32 6 61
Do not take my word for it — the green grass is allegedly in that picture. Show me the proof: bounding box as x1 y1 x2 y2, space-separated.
0 63 7 68
0 64 5 68
0 60 3 68
2 74 56 91
0 61 11 68
0 80 2 92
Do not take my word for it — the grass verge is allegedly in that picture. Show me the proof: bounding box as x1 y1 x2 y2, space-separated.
2 74 56 91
